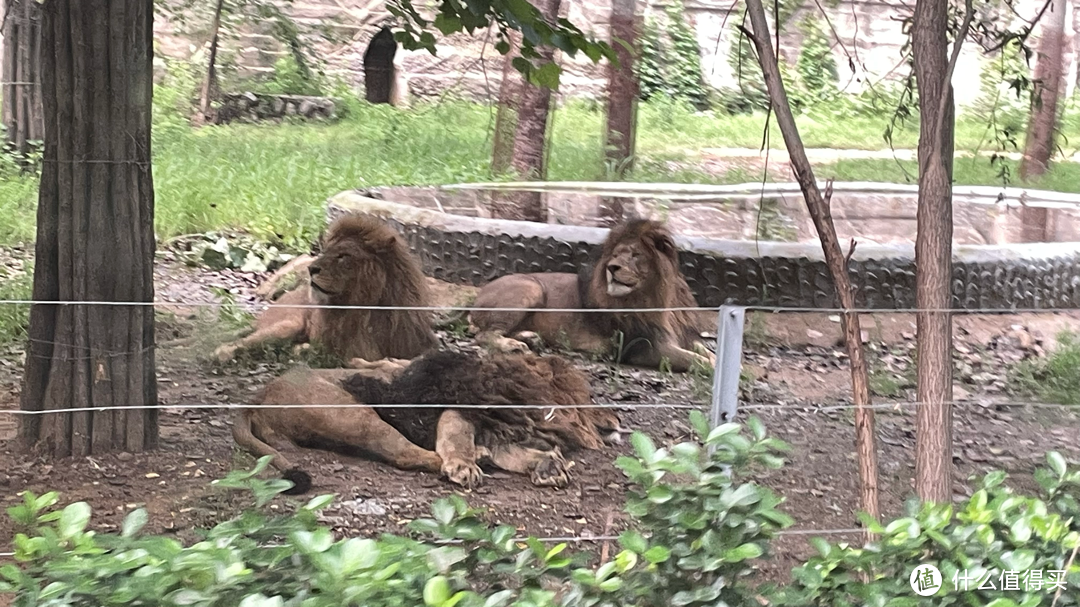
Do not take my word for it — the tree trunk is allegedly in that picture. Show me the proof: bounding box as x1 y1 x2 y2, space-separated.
912 0 956 504
18 0 158 457
742 0 879 535
599 0 640 226
491 30 524 177
489 0 561 222
198 0 227 121
1018 0 1067 242
1 0 44 163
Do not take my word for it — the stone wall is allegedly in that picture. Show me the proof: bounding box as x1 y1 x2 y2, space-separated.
150 0 1080 108
327 190 1080 310
359 183 1080 246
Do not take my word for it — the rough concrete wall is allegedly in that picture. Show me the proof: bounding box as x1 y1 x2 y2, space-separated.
149 0 1074 106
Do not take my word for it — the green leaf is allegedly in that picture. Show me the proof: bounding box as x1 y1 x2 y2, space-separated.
808 536 832 557
528 62 561 89
706 423 740 444
688 410 710 438
746 416 766 441
434 13 462 35
642 545 671 563
646 485 674 504
723 542 763 562
58 502 91 539
1010 517 1032 543
424 575 452 607
121 508 148 538
1047 451 1068 478
983 599 1020 607
631 432 657 462
291 529 333 554
302 494 335 512
432 498 456 526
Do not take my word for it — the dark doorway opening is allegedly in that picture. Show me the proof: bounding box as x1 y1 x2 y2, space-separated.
364 28 397 104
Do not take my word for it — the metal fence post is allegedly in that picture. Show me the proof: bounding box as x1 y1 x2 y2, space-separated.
710 305 746 429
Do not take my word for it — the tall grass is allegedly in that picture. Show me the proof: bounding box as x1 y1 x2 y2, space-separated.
1 82 1079 251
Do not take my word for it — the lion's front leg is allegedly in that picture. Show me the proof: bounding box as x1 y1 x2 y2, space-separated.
627 340 715 373
435 410 484 489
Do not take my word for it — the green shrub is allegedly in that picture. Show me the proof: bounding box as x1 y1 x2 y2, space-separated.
0 413 793 607
0 259 32 346
775 452 1080 606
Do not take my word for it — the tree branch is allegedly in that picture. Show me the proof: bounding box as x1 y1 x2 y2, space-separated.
929 0 973 165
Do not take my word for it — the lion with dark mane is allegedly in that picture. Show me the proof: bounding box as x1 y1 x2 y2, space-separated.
214 214 437 363
469 219 714 372
233 349 621 493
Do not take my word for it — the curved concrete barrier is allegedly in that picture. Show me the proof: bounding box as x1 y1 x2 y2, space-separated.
327 190 1080 311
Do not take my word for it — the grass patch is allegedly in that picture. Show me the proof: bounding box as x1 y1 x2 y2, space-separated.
1009 330 1080 405
1 86 1078 253
0 260 33 347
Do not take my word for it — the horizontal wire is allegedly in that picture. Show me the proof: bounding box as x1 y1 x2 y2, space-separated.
0 526 870 559
0 298 1079 315
4 399 1077 417
7 402 702 416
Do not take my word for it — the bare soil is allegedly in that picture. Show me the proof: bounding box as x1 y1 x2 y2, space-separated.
0 254 1078 580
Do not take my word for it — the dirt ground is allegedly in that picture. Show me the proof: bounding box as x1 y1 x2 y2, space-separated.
0 253 1078 580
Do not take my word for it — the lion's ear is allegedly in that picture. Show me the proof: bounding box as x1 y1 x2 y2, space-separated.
651 232 677 259
367 231 401 253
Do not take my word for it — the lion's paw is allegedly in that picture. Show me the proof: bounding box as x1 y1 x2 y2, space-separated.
490 335 531 355
292 343 312 355
531 454 570 488
511 331 545 352
214 343 240 363
692 343 717 366
443 457 484 489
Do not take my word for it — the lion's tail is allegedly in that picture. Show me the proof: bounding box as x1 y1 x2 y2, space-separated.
231 409 312 495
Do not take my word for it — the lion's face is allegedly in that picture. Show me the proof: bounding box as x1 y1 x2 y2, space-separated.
306 236 388 306
603 241 652 298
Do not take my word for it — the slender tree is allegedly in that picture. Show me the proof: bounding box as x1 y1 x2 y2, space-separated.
1 0 44 162
911 0 968 503
600 0 639 225
742 0 880 533
1018 0 1068 241
18 0 158 456
488 0 562 222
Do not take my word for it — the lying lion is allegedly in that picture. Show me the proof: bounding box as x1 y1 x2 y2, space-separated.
214 214 437 363
469 219 715 372
234 349 622 493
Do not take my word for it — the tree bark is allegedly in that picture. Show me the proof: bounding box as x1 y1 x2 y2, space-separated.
489 0 561 222
491 29 524 177
912 0 957 504
198 0 227 121
18 0 158 457
1 0 44 163
1018 0 1067 242
599 0 640 226
742 0 879 532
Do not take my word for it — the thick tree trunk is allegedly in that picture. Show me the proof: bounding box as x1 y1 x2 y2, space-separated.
18 0 158 457
1018 0 1067 242
1 0 44 163
912 0 956 504
742 0 879 534
599 0 640 225
198 0 227 121
489 0 561 222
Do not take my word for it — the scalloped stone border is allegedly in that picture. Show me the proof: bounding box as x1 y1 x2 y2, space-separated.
327 190 1080 310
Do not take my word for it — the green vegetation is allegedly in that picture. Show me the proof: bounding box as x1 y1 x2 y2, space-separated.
5 415 1080 607
1009 330 1080 405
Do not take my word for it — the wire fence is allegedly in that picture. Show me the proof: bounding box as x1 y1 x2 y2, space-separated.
0 296 1076 554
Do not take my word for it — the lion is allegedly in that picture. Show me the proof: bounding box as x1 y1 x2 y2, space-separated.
214 214 437 363
232 350 622 494
469 219 715 372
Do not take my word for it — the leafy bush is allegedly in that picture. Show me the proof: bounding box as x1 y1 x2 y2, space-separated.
0 413 792 607
775 452 1080 606
636 0 710 110
0 259 33 346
